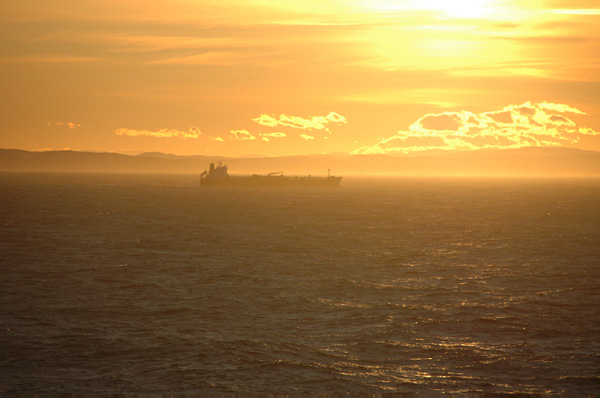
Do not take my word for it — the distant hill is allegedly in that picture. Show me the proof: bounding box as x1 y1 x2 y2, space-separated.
1 147 599 176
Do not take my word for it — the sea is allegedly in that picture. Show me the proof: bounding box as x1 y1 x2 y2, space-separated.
0 172 599 396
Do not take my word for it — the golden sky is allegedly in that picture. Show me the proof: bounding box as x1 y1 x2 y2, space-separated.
1 0 599 156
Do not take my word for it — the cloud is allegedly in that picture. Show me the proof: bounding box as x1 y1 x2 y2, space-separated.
227 112 344 144
261 132 287 142
114 126 201 138
230 129 256 140
538 102 585 114
47 121 81 129
300 134 315 141
54 33 244 54
1 56 98 64
253 112 347 131
148 51 255 66
550 9 600 15
419 114 462 131
353 101 599 154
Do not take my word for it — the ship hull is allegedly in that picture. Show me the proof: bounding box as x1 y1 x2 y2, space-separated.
201 176 342 187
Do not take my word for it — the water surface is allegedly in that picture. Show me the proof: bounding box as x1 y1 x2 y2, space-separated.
1 173 598 394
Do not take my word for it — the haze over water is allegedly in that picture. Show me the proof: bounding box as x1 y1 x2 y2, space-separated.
1 173 598 395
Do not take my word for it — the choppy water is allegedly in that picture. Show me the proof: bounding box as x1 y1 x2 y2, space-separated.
1 173 599 395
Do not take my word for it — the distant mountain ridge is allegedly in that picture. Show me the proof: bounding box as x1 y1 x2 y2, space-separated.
1 147 599 176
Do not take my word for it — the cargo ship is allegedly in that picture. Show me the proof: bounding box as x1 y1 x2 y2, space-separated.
200 163 342 187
